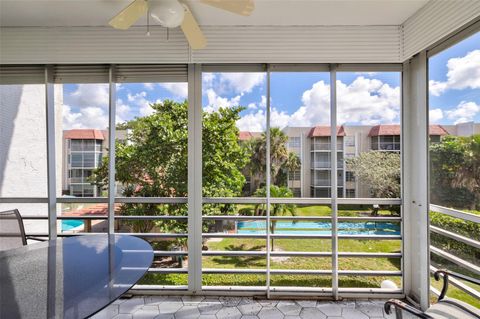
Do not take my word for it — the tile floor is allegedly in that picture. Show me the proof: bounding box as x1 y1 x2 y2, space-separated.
90 296 415 319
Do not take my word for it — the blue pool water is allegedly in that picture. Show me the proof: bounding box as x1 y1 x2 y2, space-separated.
62 219 84 231
237 221 400 235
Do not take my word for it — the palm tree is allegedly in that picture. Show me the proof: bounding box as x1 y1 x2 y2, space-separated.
268 128 289 185
253 185 297 250
244 128 294 191
452 135 480 210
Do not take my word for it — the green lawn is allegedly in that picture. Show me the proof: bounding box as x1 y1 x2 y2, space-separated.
139 204 478 309
142 204 403 290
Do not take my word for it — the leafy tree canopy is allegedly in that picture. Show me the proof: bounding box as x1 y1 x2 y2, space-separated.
93 100 251 233
245 127 301 190
430 135 480 210
346 151 401 198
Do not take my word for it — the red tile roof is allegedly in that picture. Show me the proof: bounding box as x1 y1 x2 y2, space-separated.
368 125 449 137
239 131 263 140
429 125 449 136
64 129 106 140
239 131 254 141
308 126 345 137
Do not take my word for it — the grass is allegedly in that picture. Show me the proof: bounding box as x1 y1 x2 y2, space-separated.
143 204 403 290
140 204 478 308
430 276 480 308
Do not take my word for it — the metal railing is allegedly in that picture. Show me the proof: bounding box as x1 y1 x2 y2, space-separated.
3 196 404 297
429 204 480 299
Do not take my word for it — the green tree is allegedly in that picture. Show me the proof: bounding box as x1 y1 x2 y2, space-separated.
93 100 250 241
253 185 297 250
452 135 480 210
246 128 300 190
346 151 401 198
430 135 479 210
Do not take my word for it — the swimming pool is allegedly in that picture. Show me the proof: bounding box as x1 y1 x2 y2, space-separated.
61 219 84 232
237 220 400 235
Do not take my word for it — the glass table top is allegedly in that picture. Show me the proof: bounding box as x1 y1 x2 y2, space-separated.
0 234 153 319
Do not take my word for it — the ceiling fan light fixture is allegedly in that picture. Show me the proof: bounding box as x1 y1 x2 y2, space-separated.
150 0 185 28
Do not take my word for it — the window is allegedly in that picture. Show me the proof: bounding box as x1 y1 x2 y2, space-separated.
430 135 441 143
337 72 401 199
291 188 301 197
346 171 355 182
288 169 301 181
288 136 301 148
71 140 82 151
83 153 95 167
344 136 355 147
71 154 83 168
428 31 480 307
346 189 356 198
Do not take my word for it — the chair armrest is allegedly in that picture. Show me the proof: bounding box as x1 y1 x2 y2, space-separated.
26 236 47 242
434 269 480 301
384 299 434 319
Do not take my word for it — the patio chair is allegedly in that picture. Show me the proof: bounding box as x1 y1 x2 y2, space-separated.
0 209 45 251
384 269 480 318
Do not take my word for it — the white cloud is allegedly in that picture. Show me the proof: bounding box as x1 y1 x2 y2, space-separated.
238 76 401 131
445 101 480 124
62 84 163 129
236 107 294 132
236 110 265 132
429 80 448 97
65 84 109 109
219 73 265 94
143 83 154 90
203 73 215 88
429 50 480 96
204 88 241 113
63 84 110 129
160 83 188 99
429 108 444 123
271 76 400 128
355 72 378 77
62 104 109 130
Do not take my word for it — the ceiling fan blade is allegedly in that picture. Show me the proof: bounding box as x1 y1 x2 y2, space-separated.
200 0 254 16
109 0 148 30
181 5 207 50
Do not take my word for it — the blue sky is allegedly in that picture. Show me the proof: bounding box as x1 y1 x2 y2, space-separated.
428 32 480 125
63 32 479 131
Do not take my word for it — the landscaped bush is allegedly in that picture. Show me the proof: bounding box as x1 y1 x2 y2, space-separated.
430 211 480 268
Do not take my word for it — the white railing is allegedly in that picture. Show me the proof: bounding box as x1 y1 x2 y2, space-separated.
2 196 405 297
429 204 480 299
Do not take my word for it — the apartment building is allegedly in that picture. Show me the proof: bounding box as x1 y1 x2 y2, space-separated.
62 129 108 197
242 123 480 198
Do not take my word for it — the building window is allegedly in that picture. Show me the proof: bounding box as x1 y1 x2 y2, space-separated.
311 187 330 198
288 136 301 149
71 154 83 168
291 188 301 197
346 171 355 182
344 136 355 147
289 169 301 181
430 135 441 143
71 140 83 151
372 135 401 151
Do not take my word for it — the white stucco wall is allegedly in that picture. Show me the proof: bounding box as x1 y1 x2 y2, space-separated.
0 84 63 234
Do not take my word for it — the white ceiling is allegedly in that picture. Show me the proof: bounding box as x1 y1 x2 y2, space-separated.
0 0 429 27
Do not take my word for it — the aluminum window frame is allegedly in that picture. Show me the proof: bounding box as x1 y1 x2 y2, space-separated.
0 62 405 299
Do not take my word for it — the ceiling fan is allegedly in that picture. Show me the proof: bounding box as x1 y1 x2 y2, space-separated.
109 0 255 50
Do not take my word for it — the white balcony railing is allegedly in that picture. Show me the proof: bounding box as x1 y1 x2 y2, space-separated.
429 204 480 300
